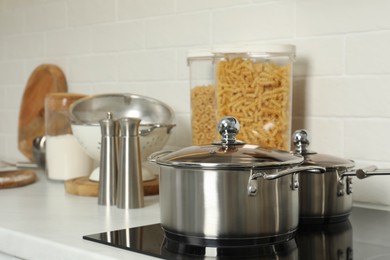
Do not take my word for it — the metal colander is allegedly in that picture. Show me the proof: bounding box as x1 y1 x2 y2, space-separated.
69 93 175 180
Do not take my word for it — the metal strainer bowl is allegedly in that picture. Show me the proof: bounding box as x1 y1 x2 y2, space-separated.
69 93 175 181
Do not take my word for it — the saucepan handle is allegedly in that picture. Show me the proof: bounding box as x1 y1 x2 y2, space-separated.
247 166 326 196
355 165 390 179
340 165 390 179
251 165 326 181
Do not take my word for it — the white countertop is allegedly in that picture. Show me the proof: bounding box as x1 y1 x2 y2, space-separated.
0 172 161 260
2 172 390 260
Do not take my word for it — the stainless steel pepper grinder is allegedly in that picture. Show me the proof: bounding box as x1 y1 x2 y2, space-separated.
116 117 144 209
98 112 118 206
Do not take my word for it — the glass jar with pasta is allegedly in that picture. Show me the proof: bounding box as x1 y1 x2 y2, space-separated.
213 45 296 150
187 49 218 145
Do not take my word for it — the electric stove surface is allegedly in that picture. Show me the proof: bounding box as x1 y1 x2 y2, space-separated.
83 221 353 259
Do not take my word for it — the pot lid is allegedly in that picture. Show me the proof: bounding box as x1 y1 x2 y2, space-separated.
152 117 303 169
292 129 354 169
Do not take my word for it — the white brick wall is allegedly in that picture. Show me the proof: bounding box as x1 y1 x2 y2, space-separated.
117 0 175 20
1 0 390 208
68 0 116 26
214 3 295 43
25 1 66 32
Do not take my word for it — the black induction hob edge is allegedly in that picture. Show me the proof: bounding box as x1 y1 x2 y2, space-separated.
83 223 300 260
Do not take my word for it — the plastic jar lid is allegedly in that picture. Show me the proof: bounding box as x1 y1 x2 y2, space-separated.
212 44 296 58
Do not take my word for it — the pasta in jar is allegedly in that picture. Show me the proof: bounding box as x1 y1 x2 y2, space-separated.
191 85 218 145
214 47 295 150
188 45 295 149
187 50 217 145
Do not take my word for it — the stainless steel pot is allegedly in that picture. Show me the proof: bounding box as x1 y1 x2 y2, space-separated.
149 117 325 246
293 129 390 224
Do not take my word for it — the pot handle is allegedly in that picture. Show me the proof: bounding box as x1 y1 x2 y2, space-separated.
148 150 173 163
247 166 325 196
251 166 326 181
342 165 390 179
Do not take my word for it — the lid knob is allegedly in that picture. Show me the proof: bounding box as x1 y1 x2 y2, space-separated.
218 116 240 146
292 129 311 154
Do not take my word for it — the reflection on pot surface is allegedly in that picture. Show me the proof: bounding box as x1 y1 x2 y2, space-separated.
162 236 298 260
296 220 353 260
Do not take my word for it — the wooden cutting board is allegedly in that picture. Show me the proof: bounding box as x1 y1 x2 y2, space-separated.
18 64 68 161
0 170 37 189
64 177 159 197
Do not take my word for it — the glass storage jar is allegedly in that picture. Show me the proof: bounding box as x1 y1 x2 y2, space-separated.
213 44 296 150
187 49 218 145
45 93 93 180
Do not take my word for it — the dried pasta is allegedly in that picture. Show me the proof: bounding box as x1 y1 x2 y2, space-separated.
216 58 291 150
191 85 218 145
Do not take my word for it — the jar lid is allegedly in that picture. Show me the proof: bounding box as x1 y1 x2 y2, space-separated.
212 44 296 57
292 129 354 170
152 117 303 169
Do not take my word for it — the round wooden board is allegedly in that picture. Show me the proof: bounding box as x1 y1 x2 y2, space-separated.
64 177 159 197
18 64 68 161
0 170 37 189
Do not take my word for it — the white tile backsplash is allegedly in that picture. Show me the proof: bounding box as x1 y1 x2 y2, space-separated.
145 13 210 48
213 3 294 43
0 61 24 84
346 32 390 74
177 0 250 12
293 77 347 117
115 21 146 51
5 33 45 60
68 54 117 82
342 77 390 117
91 22 147 52
68 0 116 26
1 0 390 207
117 50 176 81
344 119 390 162
25 1 67 32
293 37 344 76
91 24 117 52
46 28 91 57
4 85 24 110
145 81 190 113
0 37 4 60
117 0 175 20
0 10 24 35
4 0 45 11
296 0 390 36
292 116 345 157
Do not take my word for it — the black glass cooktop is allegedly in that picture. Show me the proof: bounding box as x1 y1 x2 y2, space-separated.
83 220 353 260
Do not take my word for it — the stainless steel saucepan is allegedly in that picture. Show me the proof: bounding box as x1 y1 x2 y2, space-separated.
149 117 325 246
293 129 390 224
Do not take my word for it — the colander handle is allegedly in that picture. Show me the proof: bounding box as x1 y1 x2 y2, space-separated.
139 124 176 136
148 150 173 163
